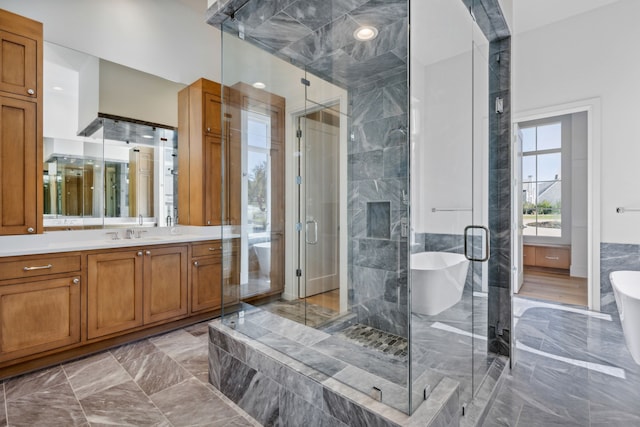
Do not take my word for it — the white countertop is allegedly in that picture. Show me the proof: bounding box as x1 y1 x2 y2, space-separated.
0 226 241 257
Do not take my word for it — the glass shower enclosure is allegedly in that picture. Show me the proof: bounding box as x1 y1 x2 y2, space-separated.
217 0 502 416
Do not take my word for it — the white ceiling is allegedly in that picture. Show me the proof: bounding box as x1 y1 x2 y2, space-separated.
513 0 623 34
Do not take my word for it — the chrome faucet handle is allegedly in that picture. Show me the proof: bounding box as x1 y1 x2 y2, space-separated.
136 230 148 239
106 231 120 240
125 229 136 239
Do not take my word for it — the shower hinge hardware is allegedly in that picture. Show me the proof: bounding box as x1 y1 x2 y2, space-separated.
423 385 432 400
296 269 302 277
296 129 302 138
495 97 504 114
296 222 302 232
300 78 310 87
296 176 302 185
370 387 382 402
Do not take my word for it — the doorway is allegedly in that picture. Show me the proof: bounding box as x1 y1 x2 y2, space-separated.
513 109 593 307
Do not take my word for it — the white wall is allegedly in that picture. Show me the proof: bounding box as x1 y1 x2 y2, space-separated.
513 0 640 244
0 0 220 84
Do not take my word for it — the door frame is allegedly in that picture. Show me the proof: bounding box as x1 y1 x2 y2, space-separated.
284 97 348 314
512 97 601 311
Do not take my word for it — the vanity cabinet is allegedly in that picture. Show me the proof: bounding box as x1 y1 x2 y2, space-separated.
191 239 239 313
178 78 224 226
523 244 571 270
87 244 188 339
0 9 43 236
0 252 81 362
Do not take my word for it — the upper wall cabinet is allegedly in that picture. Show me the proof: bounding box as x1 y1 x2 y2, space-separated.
0 17 38 100
0 9 42 235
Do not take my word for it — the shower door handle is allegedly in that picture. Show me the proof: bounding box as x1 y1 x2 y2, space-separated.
305 219 318 245
464 225 490 262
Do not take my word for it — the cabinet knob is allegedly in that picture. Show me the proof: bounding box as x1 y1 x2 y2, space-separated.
27 227 35 233
207 220 211 225
27 88 35 95
194 261 199 267
137 251 143 256
146 250 151 255
207 127 211 132
72 278 80 284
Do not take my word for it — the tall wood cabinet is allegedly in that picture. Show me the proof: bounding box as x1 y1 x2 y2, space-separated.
0 9 43 235
178 78 225 226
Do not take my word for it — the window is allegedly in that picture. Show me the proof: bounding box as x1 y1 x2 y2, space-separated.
521 122 562 238
243 110 271 234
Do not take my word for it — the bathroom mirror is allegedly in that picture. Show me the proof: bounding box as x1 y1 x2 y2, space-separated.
42 41 183 230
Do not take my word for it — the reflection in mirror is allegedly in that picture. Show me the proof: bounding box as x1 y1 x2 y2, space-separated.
42 41 181 230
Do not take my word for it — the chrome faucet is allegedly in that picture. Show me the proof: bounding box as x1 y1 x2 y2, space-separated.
125 228 135 239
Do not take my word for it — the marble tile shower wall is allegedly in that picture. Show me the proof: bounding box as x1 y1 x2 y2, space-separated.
600 242 640 316
348 71 409 338
487 36 511 356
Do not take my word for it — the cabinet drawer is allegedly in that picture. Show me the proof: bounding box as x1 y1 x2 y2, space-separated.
535 247 570 269
0 254 81 281
192 241 223 258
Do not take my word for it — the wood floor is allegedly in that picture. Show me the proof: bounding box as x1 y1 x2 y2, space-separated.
305 289 340 312
518 267 588 306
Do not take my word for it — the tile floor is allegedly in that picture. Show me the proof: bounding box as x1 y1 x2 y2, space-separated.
482 297 640 426
0 322 259 427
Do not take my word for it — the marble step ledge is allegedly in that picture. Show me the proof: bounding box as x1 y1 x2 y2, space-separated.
208 318 460 426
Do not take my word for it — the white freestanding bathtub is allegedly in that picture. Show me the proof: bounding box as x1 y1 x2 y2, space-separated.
610 270 640 364
411 251 470 316
253 242 271 278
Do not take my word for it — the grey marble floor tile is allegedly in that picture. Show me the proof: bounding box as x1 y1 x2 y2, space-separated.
79 380 169 426
110 337 160 365
151 378 242 426
121 350 192 395
150 328 203 359
590 400 640 427
516 403 584 426
0 384 5 426
4 365 67 401
184 320 211 336
63 351 130 400
6 381 87 427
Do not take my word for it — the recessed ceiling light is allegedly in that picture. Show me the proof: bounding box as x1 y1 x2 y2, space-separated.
252 82 266 89
142 135 154 139
52 86 64 91
354 26 378 41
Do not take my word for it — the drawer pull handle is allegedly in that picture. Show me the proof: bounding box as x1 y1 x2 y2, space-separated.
145 251 151 256
194 261 199 267
208 247 223 251
23 264 52 271
27 227 35 233
72 278 80 284
27 88 35 95
137 251 143 256
545 256 560 260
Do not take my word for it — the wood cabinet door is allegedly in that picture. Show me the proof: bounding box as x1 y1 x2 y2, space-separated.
205 135 222 226
0 275 80 361
0 30 37 98
0 96 36 235
143 245 188 324
191 255 222 313
87 251 143 339
204 92 221 135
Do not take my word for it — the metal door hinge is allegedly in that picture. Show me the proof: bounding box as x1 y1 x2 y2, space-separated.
301 78 310 87
296 129 302 138
296 269 302 277
296 176 302 185
495 97 504 114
